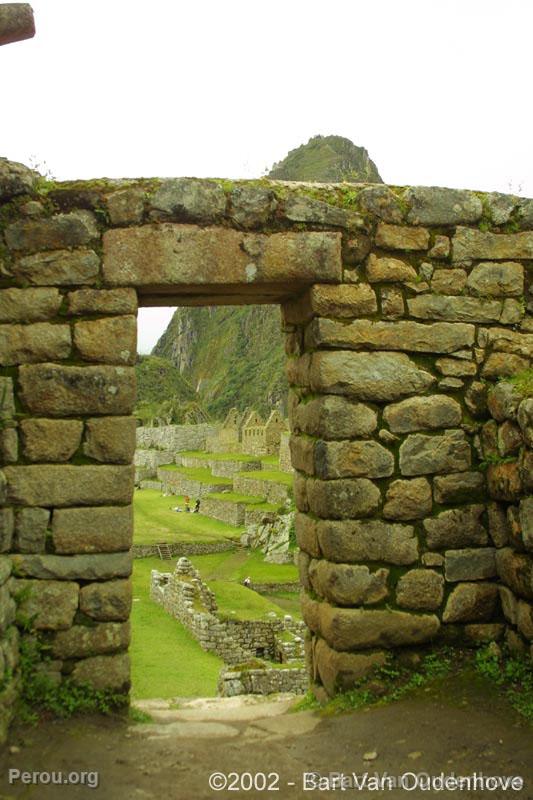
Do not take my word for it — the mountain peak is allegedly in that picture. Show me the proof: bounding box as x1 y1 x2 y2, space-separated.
267 134 382 184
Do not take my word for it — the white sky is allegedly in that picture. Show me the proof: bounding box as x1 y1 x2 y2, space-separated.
3 0 533 352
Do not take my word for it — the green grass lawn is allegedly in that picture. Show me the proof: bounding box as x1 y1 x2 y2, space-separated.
158 465 233 485
134 489 243 544
179 450 261 463
190 549 299 584
130 557 224 699
209 580 292 620
206 491 282 512
237 469 294 487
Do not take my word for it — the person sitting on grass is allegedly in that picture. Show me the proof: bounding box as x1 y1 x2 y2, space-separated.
243 576 252 588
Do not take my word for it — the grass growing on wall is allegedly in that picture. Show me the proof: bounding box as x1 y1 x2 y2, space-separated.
237 469 294 487
133 489 244 544
130 557 223 699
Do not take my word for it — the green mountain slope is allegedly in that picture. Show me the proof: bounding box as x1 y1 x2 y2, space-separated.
149 135 382 421
268 135 382 183
135 355 210 425
153 306 287 418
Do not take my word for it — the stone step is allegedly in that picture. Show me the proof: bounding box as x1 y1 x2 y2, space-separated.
134 693 298 724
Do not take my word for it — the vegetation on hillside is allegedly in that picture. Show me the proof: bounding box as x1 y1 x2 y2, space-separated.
135 355 210 425
267 134 383 183
153 305 288 419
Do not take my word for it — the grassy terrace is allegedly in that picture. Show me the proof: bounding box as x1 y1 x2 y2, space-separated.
158 464 233 484
206 491 282 512
178 450 281 468
236 469 294 487
134 489 243 544
131 557 223 698
190 549 298 585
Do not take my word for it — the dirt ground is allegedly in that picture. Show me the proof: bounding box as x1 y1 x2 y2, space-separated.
1 677 532 800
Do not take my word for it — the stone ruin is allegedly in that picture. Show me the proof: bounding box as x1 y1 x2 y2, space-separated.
151 557 307 695
0 152 531 738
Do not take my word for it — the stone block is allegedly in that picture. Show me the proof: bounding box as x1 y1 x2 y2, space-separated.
150 178 226 221
310 560 389 606
0 428 17 464
435 357 477 377
13 507 49 553
381 287 405 318
430 269 467 295
433 472 485 504
421 553 444 567
519 449 533 493
307 318 474 354
465 381 488 418
295 513 321 558
5 464 134 506
0 288 62 323
107 188 145 225
317 519 418 565
0 509 14 552
399 429 471 476
520 498 533 552
292 395 377 440
383 478 432 520
518 398 533 447
443 582 499 623
342 232 372 265
12 248 100 286
74 316 137 365
71 652 130 692
428 235 450 259
516 601 533 640
424 505 487 549
496 548 533 600
50 622 130 658
103 225 342 287
52 506 133 553
366 254 417 283
407 295 502 323
499 585 518 625
18 364 136 416
0 378 15 418
358 186 404 223
14 579 79 630
487 502 510 548
467 262 524 297
375 223 429 251
83 416 136 464
444 548 497 581
0 323 71 366
67 288 138 315
0 158 36 201
5 211 99 252
384 395 462 433
318 603 440 650
20 419 83 462
313 440 394 479
487 461 522 502
464 624 505 644
497 420 523 457
308 284 377 317
284 194 363 229
314 637 387 695
0 557 11 585
229 185 277 228
308 351 434 402
482 353 529 380
79 579 132 622
306 478 380 519
396 569 444 611
406 188 482 226
453 227 533 260
10 551 132 581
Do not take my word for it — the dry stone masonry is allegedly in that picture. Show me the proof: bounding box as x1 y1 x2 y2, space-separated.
0 156 531 734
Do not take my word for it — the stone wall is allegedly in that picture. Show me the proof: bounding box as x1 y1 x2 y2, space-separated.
136 423 216 452
482 380 532 655
218 665 308 697
0 157 532 729
132 540 235 558
150 559 305 666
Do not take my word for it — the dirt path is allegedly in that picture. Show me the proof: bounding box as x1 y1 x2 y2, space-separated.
1 678 532 800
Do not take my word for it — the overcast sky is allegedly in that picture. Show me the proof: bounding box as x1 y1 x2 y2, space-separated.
3 0 532 352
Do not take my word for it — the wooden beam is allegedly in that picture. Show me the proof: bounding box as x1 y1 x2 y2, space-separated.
0 3 35 46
